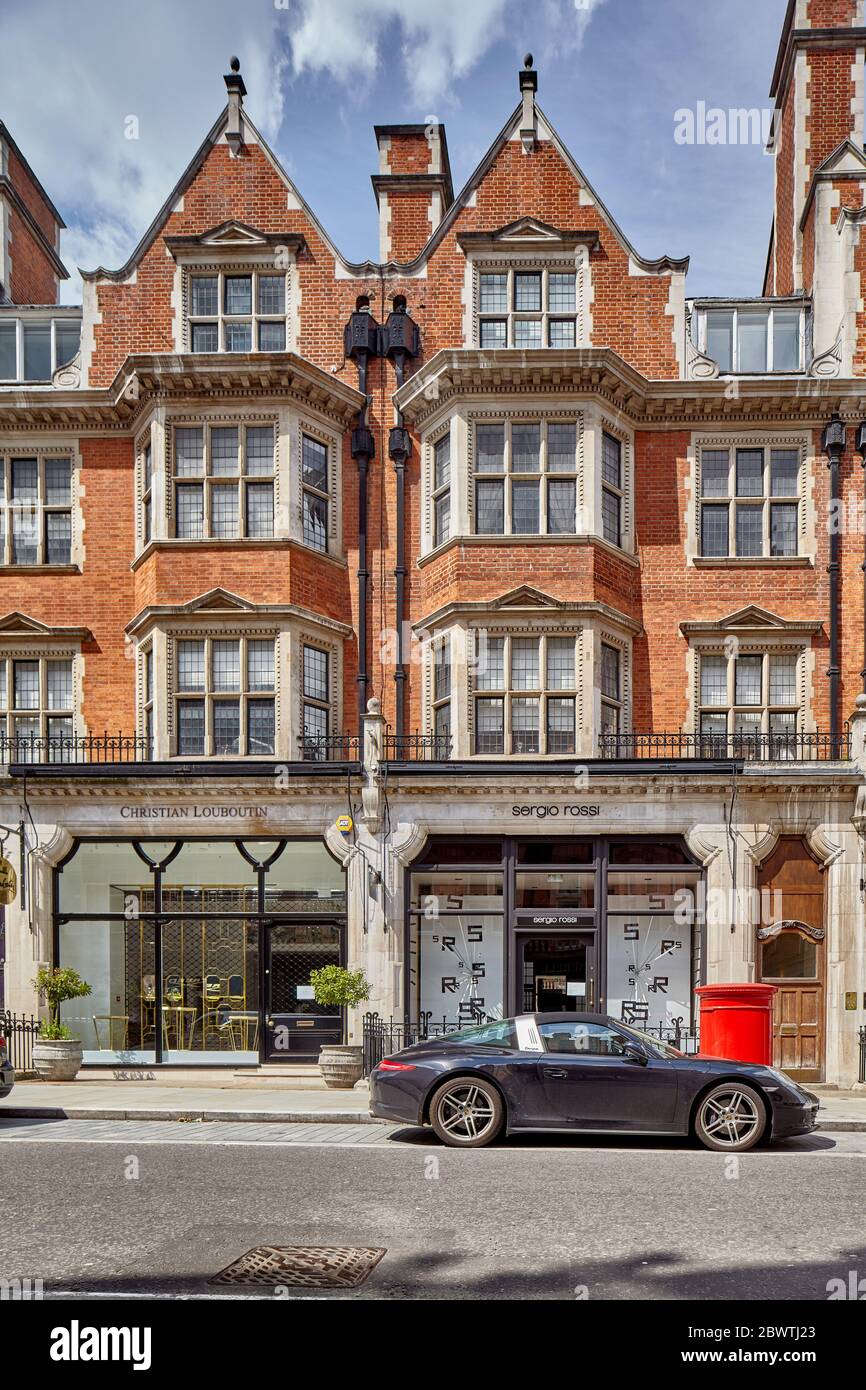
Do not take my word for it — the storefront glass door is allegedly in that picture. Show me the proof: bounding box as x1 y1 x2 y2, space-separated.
516 933 596 1013
264 921 342 1061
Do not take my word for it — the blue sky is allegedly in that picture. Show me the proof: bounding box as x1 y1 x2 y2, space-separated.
2 0 789 302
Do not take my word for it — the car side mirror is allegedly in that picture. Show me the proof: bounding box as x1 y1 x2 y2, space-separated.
622 1044 648 1065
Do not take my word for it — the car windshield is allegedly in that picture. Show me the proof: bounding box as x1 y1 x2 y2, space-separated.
617 1021 685 1059
438 1019 517 1049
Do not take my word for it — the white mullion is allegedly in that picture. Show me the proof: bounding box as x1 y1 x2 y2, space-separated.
767 309 775 372
204 637 213 756
16 320 23 381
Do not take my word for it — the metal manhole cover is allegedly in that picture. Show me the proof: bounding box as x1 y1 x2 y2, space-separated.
210 1245 386 1289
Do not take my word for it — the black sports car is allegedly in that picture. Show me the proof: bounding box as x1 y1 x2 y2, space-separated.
369 1012 819 1150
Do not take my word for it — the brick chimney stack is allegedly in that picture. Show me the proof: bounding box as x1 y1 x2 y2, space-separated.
372 123 454 264
0 122 67 304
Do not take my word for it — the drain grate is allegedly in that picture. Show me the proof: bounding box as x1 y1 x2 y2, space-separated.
210 1245 386 1289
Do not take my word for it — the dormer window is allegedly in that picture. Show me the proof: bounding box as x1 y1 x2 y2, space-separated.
0 314 81 382
188 271 287 353
478 268 577 349
697 303 806 374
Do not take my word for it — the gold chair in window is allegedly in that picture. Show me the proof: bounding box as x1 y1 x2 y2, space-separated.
93 1015 130 1051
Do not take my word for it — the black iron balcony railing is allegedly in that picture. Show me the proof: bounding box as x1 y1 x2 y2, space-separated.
382 732 452 761
297 734 363 762
0 732 151 765
598 730 851 762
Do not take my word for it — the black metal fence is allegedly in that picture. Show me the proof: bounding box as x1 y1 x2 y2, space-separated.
1 732 150 765
598 731 851 762
0 1011 40 1072
362 1011 699 1075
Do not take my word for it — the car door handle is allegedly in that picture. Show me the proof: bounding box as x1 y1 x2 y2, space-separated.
543 1068 568 1079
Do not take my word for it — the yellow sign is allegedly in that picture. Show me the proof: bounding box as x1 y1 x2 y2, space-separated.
335 814 353 834
0 856 17 906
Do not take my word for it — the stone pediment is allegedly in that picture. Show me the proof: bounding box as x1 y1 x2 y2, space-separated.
490 585 564 609
182 589 256 614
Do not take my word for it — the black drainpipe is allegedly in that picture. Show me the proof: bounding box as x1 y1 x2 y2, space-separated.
344 302 380 729
381 300 421 738
822 412 846 752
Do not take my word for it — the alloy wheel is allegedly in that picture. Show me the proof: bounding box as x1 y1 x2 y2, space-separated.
699 1088 762 1147
437 1083 497 1142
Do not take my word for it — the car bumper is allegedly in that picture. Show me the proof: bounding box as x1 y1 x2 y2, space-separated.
0 1061 14 1095
369 1068 429 1125
771 1088 819 1138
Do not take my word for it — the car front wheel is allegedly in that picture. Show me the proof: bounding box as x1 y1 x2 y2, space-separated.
694 1082 766 1152
429 1076 504 1148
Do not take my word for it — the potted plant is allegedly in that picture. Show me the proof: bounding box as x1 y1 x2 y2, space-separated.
309 965 370 1088
31 967 92 1081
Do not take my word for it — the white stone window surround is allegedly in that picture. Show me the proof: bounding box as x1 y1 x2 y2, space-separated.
133 405 343 560
0 642 84 747
464 245 591 350
0 437 83 570
175 253 300 356
421 613 633 760
686 431 814 567
686 638 813 738
419 399 634 557
136 615 344 762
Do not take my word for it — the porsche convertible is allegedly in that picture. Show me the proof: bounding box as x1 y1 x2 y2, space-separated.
368 1012 819 1150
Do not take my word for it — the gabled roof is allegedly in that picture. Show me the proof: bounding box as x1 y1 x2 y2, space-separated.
799 139 866 231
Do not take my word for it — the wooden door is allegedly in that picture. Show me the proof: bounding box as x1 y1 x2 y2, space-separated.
757 838 825 1083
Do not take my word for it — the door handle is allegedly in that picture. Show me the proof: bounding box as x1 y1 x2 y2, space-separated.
544 1068 568 1079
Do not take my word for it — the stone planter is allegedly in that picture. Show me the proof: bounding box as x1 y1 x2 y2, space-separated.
32 1038 84 1082
318 1044 363 1089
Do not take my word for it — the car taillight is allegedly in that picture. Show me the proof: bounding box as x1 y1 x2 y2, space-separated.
377 1060 416 1071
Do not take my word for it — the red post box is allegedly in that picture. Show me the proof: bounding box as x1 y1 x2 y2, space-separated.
694 983 777 1066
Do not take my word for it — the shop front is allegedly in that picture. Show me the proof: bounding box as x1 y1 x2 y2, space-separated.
406 835 705 1045
54 836 346 1065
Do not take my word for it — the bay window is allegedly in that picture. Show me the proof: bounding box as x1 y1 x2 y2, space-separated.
473 632 577 755
0 654 75 759
301 643 333 759
172 423 275 540
301 433 330 553
474 419 578 536
175 636 276 756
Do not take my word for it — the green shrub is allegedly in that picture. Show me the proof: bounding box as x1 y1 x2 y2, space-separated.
309 965 370 1009
32 966 92 1038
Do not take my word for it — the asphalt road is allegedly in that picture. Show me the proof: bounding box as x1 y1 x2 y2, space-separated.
2 1120 866 1300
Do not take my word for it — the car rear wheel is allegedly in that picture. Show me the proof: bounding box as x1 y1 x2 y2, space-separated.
429 1077 504 1148
694 1082 766 1152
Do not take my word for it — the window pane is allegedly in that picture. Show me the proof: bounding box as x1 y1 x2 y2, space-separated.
511 637 540 690
11 508 38 563
476 425 505 472
225 321 252 352
43 455 71 505
303 702 328 750
245 426 274 475
601 701 619 735
47 659 72 710
602 433 621 488
601 644 620 700
735 655 763 705
512 479 539 533
770 503 798 556
547 697 575 753
302 435 328 491
212 640 240 692
547 422 576 472
736 449 764 496
177 700 205 754
434 701 451 740
0 322 16 379
11 458 37 501
0 659 6 709
303 645 329 702
700 654 727 706
258 321 286 351
22 323 51 379
736 503 763 556
475 697 504 753
511 697 540 753
14 661 39 709
514 273 542 311
733 711 761 737
434 434 450 489
248 699 275 755
548 273 576 312
512 424 540 471
55 322 81 368
762 930 816 979
738 313 769 372
434 490 450 546
191 323 218 353
602 488 620 546
479 319 507 349
248 639 275 693
175 428 204 476
705 311 734 372
770 449 799 497
476 479 504 534
178 640 205 692
769 654 797 705
548 320 576 347
434 640 451 701
547 478 575 534
191 277 218 316
257 275 284 315
479 273 507 313
476 634 505 690
701 450 729 498
210 427 239 475
246 482 274 538
547 637 575 690
48 715 73 759
213 700 241 755
303 492 328 551
772 310 800 371
211 483 239 538
701 503 729 557
700 712 727 736
46 511 72 563
224 276 252 315
514 319 542 348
